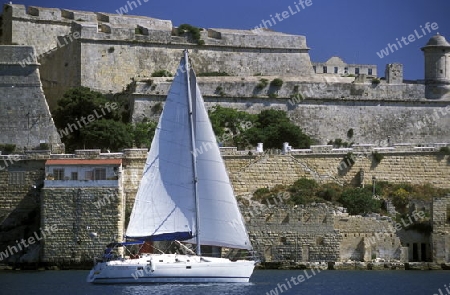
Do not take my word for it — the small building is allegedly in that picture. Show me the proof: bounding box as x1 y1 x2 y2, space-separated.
312 56 377 77
44 159 122 188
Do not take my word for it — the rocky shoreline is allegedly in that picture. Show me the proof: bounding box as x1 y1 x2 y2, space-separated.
258 261 450 271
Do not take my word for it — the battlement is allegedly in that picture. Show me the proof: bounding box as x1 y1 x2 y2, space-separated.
2 4 307 50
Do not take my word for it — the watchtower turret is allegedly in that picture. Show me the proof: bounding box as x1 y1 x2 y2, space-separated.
421 33 450 99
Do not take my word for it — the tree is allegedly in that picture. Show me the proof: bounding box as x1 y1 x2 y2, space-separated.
246 110 312 149
338 188 381 215
53 87 156 152
133 120 157 148
208 105 256 148
80 119 134 151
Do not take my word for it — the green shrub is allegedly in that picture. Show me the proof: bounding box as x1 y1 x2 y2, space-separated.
439 146 450 155
372 78 381 85
372 151 384 163
338 187 381 215
253 187 271 200
39 143 50 150
268 93 278 98
197 72 230 77
256 78 269 90
0 144 16 154
151 70 172 77
135 26 144 35
177 24 204 45
270 78 284 88
329 138 350 148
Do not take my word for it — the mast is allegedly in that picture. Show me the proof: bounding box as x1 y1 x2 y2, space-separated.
185 49 201 256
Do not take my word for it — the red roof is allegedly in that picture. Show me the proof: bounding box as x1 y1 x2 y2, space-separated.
45 159 122 166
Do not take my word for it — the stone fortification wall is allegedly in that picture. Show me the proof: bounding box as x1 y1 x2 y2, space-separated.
223 146 450 195
0 156 46 264
130 78 450 145
0 149 448 265
1 4 74 55
41 187 123 265
243 204 341 262
1 4 313 103
0 46 62 151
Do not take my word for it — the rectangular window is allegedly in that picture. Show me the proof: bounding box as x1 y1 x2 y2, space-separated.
71 172 78 180
53 169 65 180
94 168 106 180
344 67 348 74
312 66 316 73
323 66 327 74
355 68 360 75
368 68 373 75
85 171 93 180
9 171 25 185
334 67 338 74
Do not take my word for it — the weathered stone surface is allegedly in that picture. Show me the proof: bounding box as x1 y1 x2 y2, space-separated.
0 46 62 151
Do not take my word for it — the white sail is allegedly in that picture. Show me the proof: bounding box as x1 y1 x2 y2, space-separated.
126 53 252 250
126 56 196 241
186 69 252 250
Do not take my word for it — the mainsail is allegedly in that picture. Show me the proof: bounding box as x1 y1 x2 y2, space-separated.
126 52 252 251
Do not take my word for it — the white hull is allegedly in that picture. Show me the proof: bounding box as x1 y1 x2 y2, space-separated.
87 254 255 284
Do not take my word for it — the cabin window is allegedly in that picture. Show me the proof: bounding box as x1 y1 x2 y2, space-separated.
53 169 65 180
186 266 192 269
344 67 348 74
9 171 25 185
355 68 360 75
334 67 338 74
323 66 327 73
313 66 316 73
368 68 373 75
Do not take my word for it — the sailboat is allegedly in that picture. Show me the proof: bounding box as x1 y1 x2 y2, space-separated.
87 50 256 284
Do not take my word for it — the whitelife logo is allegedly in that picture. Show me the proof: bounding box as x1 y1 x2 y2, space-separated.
376 22 439 59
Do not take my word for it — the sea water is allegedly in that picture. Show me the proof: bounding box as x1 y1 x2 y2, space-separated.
0 269 449 295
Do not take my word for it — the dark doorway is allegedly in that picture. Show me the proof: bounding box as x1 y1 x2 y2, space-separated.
421 243 427 262
413 243 418 261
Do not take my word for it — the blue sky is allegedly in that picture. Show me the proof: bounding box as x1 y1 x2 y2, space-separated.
7 0 450 80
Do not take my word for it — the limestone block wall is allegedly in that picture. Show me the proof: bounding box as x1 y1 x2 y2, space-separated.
38 35 81 109
41 187 124 265
78 43 312 95
431 195 450 263
0 157 45 263
335 215 402 261
243 204 342 262
121 149 147 211
0 46 62 150
1 4 74 55
222 150 450 196
131 78 450 145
